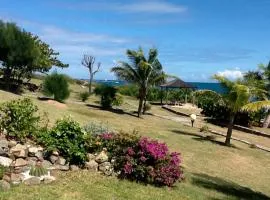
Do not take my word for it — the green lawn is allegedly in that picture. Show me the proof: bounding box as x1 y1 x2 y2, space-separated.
0 82 269 200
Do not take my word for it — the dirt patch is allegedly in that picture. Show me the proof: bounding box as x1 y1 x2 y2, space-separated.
47 100 67 109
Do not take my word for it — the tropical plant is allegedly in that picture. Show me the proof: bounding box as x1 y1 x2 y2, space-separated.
195 75 270 146
111 48 166 117
0 98 40 141
94 84 121 108
42 72 70 102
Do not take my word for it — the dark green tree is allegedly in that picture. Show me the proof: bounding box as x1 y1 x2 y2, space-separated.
42 72 70 102
0 20 67 90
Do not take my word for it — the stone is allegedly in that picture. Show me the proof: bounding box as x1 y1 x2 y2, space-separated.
70 165 79 171
0 156 12 167
43 176 56 184
2 174 10 183
10 144 28 158
28 147 38 156
14 158 28 167
8 140 17 148
10 173 23 185
41 160 52 169
35 151 43 161
98 162 113 176
52 151 59 156
0 180 10 191
54 164 69 171
37 146 44 151
95 150 108 163
87 153 95 161
27 157 38 166
49 155 58 164
85 160 98 171
24 177 41 185
56 157 66 165
14 166 30 174
0 140 9 156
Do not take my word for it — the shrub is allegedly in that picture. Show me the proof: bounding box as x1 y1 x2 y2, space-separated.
37 117 87 165
0 98 39 141
114 137 183 187
118 84 139 97
200 124 210 133
144 103 151 112
42 72 70 102
79 91 90 102
86 130 139 158
113 93 124 106
94 84 119 109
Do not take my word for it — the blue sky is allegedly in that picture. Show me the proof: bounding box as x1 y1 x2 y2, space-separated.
1 0 270 82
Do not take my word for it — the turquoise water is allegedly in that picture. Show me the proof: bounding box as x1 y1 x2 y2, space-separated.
94 80 226 94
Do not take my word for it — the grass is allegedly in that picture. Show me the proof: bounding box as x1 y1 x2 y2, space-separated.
0 81 269 199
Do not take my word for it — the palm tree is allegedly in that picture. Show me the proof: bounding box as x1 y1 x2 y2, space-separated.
196 75 270 146
111 48 165 117
243 62 270 127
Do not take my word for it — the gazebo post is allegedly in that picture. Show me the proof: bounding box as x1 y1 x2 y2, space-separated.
160 87 163 105
166 87 168 105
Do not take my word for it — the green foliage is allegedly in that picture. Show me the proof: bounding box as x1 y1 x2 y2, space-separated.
144 103 151 112
0 165 6 179
86 131 140 158
0 20 67 89
111 47 166 117
113 93 124 106
0 98 39 141
37 117 87 165
200 125 210 133
29 165 48 177
83 122 109 135
117 84 139 97
42 72 70 102
94 84 119 109
79 91 90 102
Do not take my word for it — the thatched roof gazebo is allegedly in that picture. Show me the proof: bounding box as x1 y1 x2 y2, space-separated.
160 78 197 105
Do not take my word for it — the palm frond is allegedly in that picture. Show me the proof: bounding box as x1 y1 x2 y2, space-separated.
241 100 270 112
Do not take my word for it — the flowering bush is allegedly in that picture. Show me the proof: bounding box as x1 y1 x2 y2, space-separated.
85 130 139 159
114 137 183 187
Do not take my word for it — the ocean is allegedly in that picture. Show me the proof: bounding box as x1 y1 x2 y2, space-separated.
94 80 226 94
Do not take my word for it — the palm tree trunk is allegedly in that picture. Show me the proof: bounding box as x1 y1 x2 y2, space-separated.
263 112 270 128
138 97 144 117
142 98 147 114
225 114 235 146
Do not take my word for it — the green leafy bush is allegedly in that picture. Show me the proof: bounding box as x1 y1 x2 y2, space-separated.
29 165 48 176
94 85 120 109
113 93 124 106
117 84 139 97
0 98 39 141
86 131 140 158
42 72 70 102
79 91 90 102
37 117 87 165
144 103 152 112
83 122 109 135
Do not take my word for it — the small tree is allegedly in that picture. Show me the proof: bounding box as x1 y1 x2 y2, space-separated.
94 85 121 109
81 55 101 94
42 72 70 102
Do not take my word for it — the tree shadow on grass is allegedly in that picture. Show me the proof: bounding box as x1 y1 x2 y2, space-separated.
86 103 138 118
171 130 239 149
191 173 270 200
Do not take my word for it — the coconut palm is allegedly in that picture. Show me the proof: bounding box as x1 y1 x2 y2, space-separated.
111 48 166 117
196 75 270 146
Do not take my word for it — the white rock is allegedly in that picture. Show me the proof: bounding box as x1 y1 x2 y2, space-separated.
0 156 12 167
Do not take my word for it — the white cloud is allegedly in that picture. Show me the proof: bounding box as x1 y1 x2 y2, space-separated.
217 69 243 80
57 1 187 14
